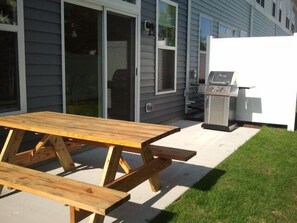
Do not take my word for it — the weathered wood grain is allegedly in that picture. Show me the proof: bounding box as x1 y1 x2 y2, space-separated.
0 162 130 216
0 112 180 149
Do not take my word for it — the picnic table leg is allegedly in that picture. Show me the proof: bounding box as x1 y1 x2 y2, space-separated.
0 129 25 194
88 145 123 223
141 146 161 192
49 136 75 172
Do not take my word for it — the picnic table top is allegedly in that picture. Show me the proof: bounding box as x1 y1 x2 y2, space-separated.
0 111 180 149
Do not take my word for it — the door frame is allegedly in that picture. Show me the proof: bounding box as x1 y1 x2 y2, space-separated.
103 7 140 121
61 0 141 121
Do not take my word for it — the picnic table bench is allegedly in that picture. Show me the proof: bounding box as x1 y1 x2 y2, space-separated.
0 111 196 223
0 161 130 222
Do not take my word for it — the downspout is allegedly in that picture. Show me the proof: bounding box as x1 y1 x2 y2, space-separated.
249 3 254 36
185 0 192 114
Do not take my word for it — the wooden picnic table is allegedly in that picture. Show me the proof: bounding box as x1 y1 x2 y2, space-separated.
0 111 184 223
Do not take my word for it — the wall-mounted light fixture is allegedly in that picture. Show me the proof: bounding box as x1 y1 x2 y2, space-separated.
144 20 155 36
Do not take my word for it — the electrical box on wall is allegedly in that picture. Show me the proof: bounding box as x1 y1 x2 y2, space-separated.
145 103 154 113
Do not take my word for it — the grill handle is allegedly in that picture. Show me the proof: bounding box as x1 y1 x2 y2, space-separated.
209 81 230 85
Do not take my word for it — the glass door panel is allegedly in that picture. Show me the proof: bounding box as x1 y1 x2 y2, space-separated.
107 12 135 121
0 31 19 113
64 3 102 117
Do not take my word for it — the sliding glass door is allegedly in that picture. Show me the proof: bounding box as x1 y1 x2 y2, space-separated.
64 3 102 117
64 2 136 121
107 12 135 121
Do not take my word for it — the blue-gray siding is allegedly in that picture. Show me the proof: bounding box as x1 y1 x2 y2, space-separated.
20 0 294 123
24 0 62 112
140 0 188 123
189 0 251 76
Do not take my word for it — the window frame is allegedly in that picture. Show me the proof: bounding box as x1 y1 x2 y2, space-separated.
0 0 27 116
286 16 290 29
272 2 276 17
218 23 238 38
279 9 282 22
155 0 178 95
199 15 212 52
256 0 265 8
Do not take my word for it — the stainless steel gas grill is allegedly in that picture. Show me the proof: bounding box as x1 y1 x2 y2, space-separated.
202 71 239 131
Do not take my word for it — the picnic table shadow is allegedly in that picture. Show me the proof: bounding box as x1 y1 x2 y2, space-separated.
56 148 225 223
1 148 225 223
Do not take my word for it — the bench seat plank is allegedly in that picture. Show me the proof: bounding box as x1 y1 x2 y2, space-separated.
0 162 130 216
150 145 197 161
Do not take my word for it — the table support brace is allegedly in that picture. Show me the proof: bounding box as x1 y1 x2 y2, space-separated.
0 129 25 194
49 136 75 172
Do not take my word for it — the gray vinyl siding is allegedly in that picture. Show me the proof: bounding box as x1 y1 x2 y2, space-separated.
253 9 276 36
24 0 63 112
189 0 251 78
140 0 188 123
275 25 289 36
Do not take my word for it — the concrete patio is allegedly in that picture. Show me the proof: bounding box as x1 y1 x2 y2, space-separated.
0 120 259 223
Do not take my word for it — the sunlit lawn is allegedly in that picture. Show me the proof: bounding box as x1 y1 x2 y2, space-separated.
151 127 297 223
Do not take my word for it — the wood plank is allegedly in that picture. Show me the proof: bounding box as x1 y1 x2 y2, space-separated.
71 145 123 223
0 129 25 194
70 158 172 222
31 134 51 156
70 207 92 223
119 156 132 174
0 112 180 149
149 145 197 161
141 146 161 192
0 162 130 216
99 146 123 186
49 135 75 171
88 213 105 223
106 158 172 192
89 146 123 223
13 142 82 167
0 129 25 163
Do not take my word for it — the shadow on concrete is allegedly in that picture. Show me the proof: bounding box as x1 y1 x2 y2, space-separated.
1 147 225 223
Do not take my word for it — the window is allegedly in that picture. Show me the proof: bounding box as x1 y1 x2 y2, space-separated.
240 30 248 37
199 16 212 82
286 17 290 29
279 9 282 22
122 0 136 4
272 2 276 17
256 0 265 8
156 0 178 94
291 24 295 32
200 16 212 51
218 24 237 38
0 0 26 114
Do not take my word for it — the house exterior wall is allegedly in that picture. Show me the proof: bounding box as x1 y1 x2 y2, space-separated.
186 0 295 115
189 0 294 76
23 0 188 124
189 0 251 78
24 0 63 112
140 0 188 123
0 0 296 127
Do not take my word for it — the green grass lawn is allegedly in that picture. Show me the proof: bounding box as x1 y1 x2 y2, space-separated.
151 127 297 223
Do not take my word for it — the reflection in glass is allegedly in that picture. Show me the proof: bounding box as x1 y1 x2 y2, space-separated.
0 0 17 25
200 17 212 51
158 0 176 47
158 49 175 92
64 3 102 117
107 13 135 121
122 0 136 4
219 25 236 38
0 31 19 112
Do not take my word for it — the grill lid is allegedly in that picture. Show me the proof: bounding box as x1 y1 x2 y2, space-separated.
208 71 237 85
